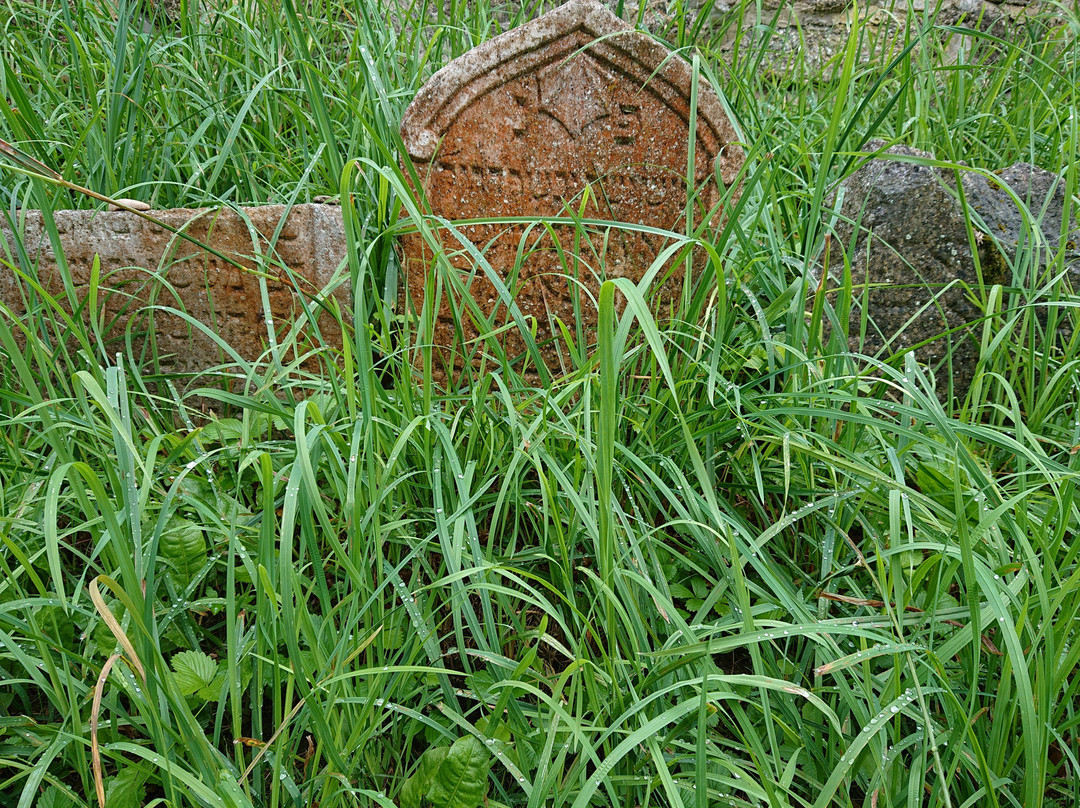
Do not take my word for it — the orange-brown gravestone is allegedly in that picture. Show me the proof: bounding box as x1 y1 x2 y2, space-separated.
398 0 743 383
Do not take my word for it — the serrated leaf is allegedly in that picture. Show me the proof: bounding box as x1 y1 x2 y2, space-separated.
171 650 218 699
669 583 694 599
400 746 448 808
105 765 149 808
158 514 207 585
200 418 244 445
200 667 230 702
427 735 490 808
38 786 76 808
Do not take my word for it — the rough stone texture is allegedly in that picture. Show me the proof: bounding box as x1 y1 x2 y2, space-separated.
962 162 1080 284
398 0 744 380
833 142 1006 399
706 0 1034 72
495 0 1048 71
0 204 348 383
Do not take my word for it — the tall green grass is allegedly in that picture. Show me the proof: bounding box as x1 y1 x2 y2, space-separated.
1 0 1078 806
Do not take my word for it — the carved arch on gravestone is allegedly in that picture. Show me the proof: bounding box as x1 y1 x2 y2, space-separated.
399 0 744 193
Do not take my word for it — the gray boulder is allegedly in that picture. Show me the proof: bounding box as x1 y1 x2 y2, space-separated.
961 162 1080 287
834 142 1077 401
833 142 1005 400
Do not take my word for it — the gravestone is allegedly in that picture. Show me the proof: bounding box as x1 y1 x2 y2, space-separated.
0 204 348 382
398 0 744 381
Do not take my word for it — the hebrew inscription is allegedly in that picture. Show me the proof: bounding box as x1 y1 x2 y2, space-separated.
0 204 348 384
399 0 743 381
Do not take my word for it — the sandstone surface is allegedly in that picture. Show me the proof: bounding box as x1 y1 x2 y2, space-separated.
398 0 744 381
0 204 348 384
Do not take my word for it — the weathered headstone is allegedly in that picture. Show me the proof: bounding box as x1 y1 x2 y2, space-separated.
0 204 348 381
398 0 744 380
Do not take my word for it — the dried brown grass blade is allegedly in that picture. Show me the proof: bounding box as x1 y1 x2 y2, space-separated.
91 653 122 807
90 577 146 682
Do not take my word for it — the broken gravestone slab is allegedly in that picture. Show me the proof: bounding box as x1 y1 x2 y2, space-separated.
0 204 348 385
398 0 744 382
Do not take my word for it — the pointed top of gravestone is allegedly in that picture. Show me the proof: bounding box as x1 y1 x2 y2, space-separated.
397 2 744 381
400 0 743 186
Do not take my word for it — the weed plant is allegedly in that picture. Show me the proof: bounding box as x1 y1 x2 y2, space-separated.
0 0 1078 806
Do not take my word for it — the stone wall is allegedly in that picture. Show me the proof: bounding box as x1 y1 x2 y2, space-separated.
140 0 1047 70
707 0 1036 69
525 0 1046 69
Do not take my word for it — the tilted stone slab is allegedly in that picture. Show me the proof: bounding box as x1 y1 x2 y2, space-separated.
0 204 348 382
398 0 744 381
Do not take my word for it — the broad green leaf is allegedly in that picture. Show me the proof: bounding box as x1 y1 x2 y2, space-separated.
400 746 448 808
38 787 75 808
104 764 149 808
427 735 490 808
200 418 244 445
158 514 207 585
